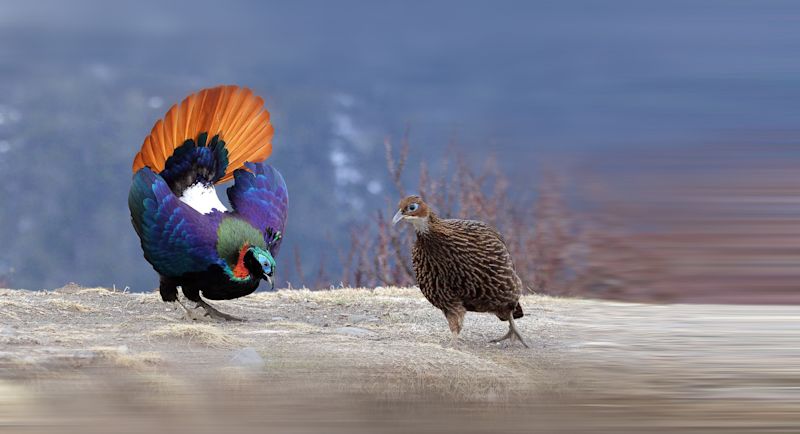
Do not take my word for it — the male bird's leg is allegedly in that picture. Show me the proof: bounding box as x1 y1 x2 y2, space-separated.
175 298 199 321
444 308 465 348
194 298 245 322
170 285 199 321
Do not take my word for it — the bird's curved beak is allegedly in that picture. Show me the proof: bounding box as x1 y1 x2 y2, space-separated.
264 273 274 291
392 210 404 226
261 262 275 290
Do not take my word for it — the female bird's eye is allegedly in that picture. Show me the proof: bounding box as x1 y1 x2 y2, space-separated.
408 203 419 212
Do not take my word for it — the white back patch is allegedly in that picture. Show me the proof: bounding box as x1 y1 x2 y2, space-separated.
180 183 228 214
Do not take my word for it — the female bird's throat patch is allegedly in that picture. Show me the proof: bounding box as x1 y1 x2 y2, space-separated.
232 243 251 279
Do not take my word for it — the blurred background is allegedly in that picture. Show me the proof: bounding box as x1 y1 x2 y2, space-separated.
0 0 797 302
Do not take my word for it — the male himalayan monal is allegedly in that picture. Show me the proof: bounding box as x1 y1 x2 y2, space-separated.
128 85 288 321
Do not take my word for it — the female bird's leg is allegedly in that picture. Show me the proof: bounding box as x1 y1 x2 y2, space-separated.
194 298 245 322
508 317 529 348
444 307 465 348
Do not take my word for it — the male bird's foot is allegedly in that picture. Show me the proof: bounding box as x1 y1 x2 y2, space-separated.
175 299 200 321
195 299 246 322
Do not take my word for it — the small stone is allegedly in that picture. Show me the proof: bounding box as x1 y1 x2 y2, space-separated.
229 347 265 369
349 314 379 324
270 316 286 321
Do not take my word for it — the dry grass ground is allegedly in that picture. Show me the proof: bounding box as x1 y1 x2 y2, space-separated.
0 284 797 433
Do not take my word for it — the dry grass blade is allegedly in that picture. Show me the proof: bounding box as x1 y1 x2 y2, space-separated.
149 324 241 348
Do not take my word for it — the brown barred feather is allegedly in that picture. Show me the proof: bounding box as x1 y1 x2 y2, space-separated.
412 215 523 318
395 195 528 347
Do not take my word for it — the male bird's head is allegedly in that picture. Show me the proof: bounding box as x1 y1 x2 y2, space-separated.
392 195 432 232
243 246 277 289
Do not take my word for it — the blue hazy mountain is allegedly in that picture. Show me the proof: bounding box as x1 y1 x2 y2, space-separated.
0 0 798 290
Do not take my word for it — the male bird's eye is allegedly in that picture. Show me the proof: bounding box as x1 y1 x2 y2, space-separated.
408 203 419 212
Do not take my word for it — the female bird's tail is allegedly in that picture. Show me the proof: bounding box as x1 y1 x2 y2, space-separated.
132 85 273 194
513 302 524 319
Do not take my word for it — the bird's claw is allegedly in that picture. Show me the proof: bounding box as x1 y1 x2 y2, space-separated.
175 299 200 321
491 319 530 348
195 299 246 322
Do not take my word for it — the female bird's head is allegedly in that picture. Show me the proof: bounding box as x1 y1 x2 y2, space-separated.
392 195 432 232
242 246 277 289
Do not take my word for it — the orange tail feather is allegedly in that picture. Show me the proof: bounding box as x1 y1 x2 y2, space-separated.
132 85 274 183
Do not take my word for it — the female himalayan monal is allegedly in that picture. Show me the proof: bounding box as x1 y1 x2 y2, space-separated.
393 195 529 347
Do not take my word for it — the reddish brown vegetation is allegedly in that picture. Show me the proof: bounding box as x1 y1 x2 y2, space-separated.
326 137 652 300
296 140 800 304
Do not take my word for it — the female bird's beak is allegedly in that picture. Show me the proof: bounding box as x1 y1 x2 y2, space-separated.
392 210 404 226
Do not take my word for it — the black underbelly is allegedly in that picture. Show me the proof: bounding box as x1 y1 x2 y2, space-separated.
177 267 261 301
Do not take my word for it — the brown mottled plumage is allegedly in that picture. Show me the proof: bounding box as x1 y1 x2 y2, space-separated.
393 195 529 347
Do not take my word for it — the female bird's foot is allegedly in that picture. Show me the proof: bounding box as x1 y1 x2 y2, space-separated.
449 332 461 349
195 299 246 322
491 317 530 348
490 332 530 348
490 328 515 344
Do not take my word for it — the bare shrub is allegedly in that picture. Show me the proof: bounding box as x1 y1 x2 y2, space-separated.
333 138 601 295
296 140 799 304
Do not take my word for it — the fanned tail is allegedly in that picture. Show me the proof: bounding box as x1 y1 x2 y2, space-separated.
132 85 273 189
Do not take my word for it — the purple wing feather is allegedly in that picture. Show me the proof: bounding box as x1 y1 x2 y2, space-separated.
129 168 222 276
226 162 289 255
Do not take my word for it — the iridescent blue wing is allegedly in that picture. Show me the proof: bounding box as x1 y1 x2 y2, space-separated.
128 168 221 276
226 162 289 255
